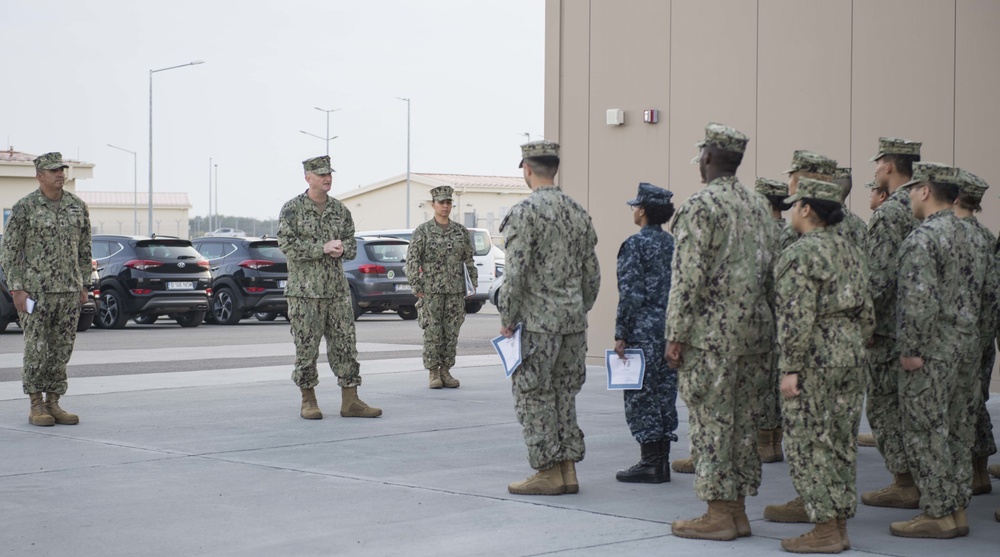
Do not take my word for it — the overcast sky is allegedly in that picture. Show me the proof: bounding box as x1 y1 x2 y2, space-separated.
1 0 544 220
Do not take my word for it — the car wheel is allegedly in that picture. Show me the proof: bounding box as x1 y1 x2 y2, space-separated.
397 305 418 320
175 310 205 328
212 287 243 325
350 288 364 320
254 311 278 322
464 301 484 314
133 315 158 325
77 312 96 332
98 289 130 329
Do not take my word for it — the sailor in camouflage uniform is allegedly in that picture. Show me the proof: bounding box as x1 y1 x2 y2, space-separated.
405 185 477 389
667 123 776 541
830 167 869 250
0 152 91 426
779 151 839 251
890 162 983 539
500 140 600 496
767 178 874 554
277 155 381 420
861 138 923 509
952 169 998 498
613 182 678 484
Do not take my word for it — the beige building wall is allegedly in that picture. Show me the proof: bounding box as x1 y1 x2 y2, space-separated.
1 164 92 233
87 207 190 239
546 0 1000 392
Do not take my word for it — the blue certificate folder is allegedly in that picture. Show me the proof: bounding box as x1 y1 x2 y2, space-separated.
605 349 646 390
492 323 523 378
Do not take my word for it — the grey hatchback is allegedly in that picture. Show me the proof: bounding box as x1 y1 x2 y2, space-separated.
344 236 417 320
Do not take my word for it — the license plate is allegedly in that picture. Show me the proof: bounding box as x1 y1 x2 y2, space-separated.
167 281 194 290
278 280 287 289
394 284 412 292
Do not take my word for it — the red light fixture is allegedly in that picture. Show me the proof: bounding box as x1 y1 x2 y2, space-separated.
124 260 162 271
238 260 274 270
358 264 386 275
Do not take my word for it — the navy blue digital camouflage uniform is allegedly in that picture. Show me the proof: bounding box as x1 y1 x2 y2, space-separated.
615 223 678 445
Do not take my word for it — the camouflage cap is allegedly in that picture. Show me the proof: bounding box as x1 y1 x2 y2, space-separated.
754 177 788 197
958 169 990 199
784 150 838 175
864 180 879 190
832 167 852 180
899 162 961 189
694 122 749 154
870 137 922 162
626 182 673 206
518 140 560 168
33 152 69 171
302 155 334 175
430 185 454 202
784 178 843 205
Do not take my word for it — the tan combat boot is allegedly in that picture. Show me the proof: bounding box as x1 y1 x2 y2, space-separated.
889 512 959 539
508 465 565 495
838 518 851 550
671 456 695 474
972 457 992 495
780 519 843 554
299 387 323 420
439 368 460 388
953 507 968 537
560 461 579 494
989 462 1000 479
861 472 920 508
764 496 810 523
671 500 738 541
857 432 877 447
340 387 382 418
758 428 784 463
428 369 443 389
45 393 79 425
729 496 752 537
28 393 54 427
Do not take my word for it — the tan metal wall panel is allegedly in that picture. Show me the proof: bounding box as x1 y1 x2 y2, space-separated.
544 0 562 149
851 0 956 223
554 1 592 204
586 0 672 360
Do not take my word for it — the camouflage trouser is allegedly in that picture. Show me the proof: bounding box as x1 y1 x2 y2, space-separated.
783 366 864 523
511 330 587 471
899 358 967 517
417 293 465 370
287 296 361 389
866 337 909 475
758 351 782 430
972 344 997 459
953 358 979 510
679 347 766 501
20 292 80 395
623 338 678 444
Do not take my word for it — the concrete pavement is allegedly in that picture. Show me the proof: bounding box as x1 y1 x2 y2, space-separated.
1 353 998 556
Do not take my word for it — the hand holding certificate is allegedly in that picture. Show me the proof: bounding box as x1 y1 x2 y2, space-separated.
605 349 645 390
492 323 522 378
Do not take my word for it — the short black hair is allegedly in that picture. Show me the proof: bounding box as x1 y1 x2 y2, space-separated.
957 193 983 213
525 156 560 179
800 198 845 226
706 145 743 173
765 194 792 212
882 154 921 178
643 202 675 225
926 181 960 204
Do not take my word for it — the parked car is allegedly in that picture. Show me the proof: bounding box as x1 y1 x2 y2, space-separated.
345 236 418 320
0 234 97 333
91 235 211 328
204 228 247 238
489 273 503 310
192 236 288 325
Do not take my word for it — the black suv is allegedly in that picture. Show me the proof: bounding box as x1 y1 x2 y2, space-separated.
92 235 211 328
192 236 288 325
346 236 418 320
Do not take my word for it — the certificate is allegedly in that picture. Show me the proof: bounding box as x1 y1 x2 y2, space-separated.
605 349 645 390
492 323 522 378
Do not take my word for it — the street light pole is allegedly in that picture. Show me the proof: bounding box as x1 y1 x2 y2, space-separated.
149 60 204 236
397 97 411 228
107 143 137 234
208 157 213 232
300 107 340 157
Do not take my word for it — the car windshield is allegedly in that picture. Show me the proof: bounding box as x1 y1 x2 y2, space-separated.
364 242 408 263
249 241 286 261
471 230 492 256
135 240 202 261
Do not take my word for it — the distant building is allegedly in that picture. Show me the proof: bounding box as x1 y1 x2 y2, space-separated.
0 148 93 232
336 173 529 238
78 191 192 239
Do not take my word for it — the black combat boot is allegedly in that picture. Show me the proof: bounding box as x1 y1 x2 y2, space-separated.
659 439 672 482
616 441 667 483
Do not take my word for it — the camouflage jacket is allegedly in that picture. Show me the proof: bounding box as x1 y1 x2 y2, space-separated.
961 216 999 355
834 208 868 253
499 185 600 334
897 210 982 362
774 227 874 373
615 224 673 343
665 176 776 355
779 221 799 251
405 219 476 294
277 191 356 298
867 188 920 344
0 189 91 293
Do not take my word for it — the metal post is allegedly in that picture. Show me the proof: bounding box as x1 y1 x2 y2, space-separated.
107 144 138 234
214 164 219 231
397 97 411 227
